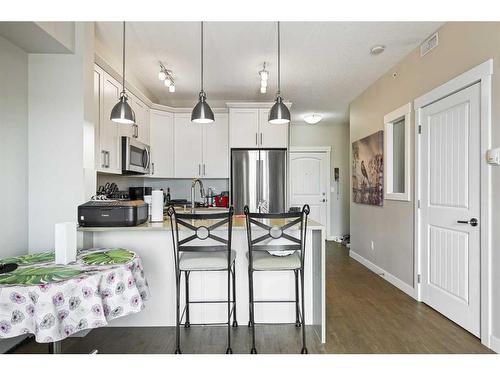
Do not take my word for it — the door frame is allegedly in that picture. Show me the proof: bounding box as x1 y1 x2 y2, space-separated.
289 146 332 239
413 59 493 348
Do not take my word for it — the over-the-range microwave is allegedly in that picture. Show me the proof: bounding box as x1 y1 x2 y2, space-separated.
121 136 151 175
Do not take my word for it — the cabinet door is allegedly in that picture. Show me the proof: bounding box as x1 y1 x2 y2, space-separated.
174 113 203 178
229 108 259 148
203 113 229 178
100 71 122 173
258 108 289 148
129 95 150 145
149 110 174 177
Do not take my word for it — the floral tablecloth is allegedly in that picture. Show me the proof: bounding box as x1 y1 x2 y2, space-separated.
0 248 149 343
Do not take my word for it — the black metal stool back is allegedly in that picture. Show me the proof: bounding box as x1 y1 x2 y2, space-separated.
167 205 236 354
244 204 310 354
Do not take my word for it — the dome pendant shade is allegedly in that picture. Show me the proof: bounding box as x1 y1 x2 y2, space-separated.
268 96 290 124
191 91 214 123
110 95 135 124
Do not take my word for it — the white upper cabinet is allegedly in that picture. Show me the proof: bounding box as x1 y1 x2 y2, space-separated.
229 107 288 149
174 112 229 179
203 113 229 178
174 113 204 178
149 110 174 178
258 108 288 148
229 108 260 148
98 69 122 174
127 93 150 145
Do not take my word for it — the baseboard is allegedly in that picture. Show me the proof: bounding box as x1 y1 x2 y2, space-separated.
489 334 500 353
349 250 416 299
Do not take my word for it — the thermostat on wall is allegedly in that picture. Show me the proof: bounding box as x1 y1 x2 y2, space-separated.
486 148 500 165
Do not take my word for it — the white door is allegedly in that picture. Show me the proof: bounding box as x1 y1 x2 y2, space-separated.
290 152 329 229
203 113 229 178
149 110 174 177
229 108 259 148
259 108 288 148
174 113 203 178
420 83 480 336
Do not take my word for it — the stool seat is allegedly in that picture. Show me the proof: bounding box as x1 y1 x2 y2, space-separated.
247 251 301 271
180 250 236 271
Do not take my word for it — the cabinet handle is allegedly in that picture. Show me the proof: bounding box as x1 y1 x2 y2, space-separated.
106 151 110 168
255 133 258 145
260 132 263 145
203 164 206 176
198 164 201 176
152 162 155 175
101 150 106 168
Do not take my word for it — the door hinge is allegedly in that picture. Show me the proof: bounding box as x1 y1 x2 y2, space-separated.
418 125 422 134
417 274 421 284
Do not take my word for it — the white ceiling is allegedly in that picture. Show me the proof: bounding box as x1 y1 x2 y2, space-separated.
95 22 442 125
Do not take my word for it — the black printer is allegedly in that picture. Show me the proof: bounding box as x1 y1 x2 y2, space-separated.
78 200 148 227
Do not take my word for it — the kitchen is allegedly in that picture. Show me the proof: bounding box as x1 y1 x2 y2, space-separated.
4 7 496 367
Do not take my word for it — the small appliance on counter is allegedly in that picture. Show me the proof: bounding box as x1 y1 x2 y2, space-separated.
129 186 152 200
78 200 148 227
151 189 164 222
215 191 229 208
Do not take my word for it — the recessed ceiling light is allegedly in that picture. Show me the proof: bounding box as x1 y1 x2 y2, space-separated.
304 114 322 124
370 45 386 56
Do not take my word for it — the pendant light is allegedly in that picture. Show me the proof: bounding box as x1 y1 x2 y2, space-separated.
191 22 215 123
111 21 135 124
268 21 290 124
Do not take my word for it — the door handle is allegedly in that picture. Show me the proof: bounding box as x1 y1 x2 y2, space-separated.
321 199 326 202
457 218 478 227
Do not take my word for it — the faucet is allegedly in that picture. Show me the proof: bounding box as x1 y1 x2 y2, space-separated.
191 178 206 213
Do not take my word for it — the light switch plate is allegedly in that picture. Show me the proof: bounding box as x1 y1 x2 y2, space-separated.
486 148 500 165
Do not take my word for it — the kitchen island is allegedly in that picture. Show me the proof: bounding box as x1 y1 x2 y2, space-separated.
78 216 326 343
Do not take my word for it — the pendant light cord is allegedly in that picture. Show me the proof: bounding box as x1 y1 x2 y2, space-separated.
277 21 281 96
122 21 126 96
201 21 204 94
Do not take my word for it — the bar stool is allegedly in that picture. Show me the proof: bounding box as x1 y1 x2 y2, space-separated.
244 204 310 354
167 206 237 354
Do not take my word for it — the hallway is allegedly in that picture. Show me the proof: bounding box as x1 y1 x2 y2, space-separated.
10 242 492 354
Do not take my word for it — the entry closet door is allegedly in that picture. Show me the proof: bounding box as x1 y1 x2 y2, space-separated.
420 83 481 336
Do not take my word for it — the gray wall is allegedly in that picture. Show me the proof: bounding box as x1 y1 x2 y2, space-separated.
0 36 28 257
290 121 350 237
349 22 500 343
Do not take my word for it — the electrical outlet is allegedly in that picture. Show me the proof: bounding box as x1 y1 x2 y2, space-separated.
370 241 375 251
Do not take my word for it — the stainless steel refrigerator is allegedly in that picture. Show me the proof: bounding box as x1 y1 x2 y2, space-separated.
231 149 287 214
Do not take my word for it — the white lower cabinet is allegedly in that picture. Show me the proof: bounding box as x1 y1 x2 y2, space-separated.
174 113 229 178
149 110 174 177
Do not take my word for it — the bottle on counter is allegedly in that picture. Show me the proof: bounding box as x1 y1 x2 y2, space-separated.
166 187 171 206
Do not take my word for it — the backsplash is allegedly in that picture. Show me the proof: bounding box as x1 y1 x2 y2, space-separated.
96 173 229 201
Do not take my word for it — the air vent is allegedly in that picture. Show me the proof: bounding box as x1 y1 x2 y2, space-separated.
420 32 439 57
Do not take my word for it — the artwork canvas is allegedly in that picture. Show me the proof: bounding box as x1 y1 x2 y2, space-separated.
352 130 384 206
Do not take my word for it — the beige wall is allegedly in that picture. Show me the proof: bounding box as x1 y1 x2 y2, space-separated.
290 121 350 237
349 22 500 343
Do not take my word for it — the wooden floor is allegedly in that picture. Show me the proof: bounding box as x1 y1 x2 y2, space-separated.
11 243 492 354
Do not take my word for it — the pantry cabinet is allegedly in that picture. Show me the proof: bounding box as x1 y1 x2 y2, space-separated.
229 107 288 149
95 66 122 174
174 113 229 178
149 110 174 177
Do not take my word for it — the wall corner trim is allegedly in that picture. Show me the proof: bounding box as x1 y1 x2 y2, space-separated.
489 334 500 353
349 249 417 299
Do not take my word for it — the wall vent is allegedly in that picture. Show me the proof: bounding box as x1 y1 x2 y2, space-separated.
420 32 439 57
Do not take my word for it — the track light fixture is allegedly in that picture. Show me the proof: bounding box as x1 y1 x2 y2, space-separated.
259 62 269 94
158 62 176 93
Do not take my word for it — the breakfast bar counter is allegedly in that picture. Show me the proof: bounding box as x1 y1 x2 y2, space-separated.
78 217 326 343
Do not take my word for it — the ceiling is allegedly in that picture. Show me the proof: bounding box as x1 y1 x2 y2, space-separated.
95 22 442 125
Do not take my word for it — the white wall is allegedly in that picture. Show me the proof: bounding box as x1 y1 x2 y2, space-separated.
28 23 95 251
0 36 28 257
290 121 350 237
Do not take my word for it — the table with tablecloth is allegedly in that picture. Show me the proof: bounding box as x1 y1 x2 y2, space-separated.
0 248 149 344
